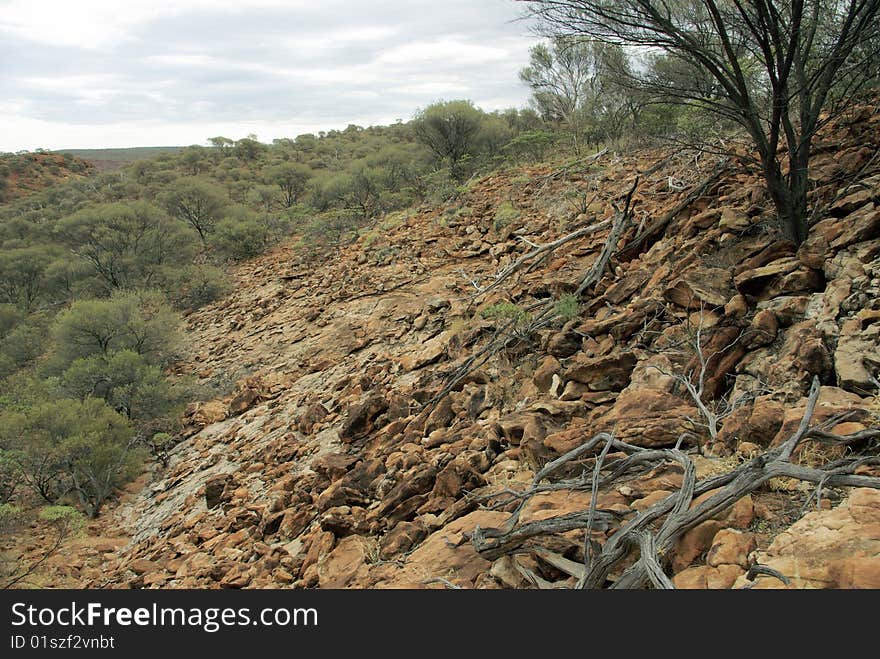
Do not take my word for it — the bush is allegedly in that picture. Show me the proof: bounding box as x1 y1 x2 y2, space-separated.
61 350 183 430
554 293 580 322
480 302 531 325
0 398 143 516
49 290 180 370
493 201 521 232
211 216 269 261
170 264 230 310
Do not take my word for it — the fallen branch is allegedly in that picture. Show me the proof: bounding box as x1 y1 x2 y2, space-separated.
471 377 880 589
617 158 730 261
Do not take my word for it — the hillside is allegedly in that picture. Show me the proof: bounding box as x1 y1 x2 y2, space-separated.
0 152 94 204
56 147 185 172
16 102 877 590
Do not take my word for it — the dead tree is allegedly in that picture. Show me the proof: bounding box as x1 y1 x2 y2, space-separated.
469 377 880 588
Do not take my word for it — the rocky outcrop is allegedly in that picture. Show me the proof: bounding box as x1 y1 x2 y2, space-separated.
61 102 880 591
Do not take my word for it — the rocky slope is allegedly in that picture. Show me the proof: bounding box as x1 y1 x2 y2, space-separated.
61 103 880 589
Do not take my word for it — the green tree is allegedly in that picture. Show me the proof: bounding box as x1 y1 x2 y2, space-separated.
522 0 880 244
61 350 182 430
268 162 312 207
161 177 228 242
412 100 484 180
0 246 55 311
56 201 198 292
50 290 179 370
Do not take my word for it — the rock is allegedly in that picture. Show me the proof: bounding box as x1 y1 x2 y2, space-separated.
340 393 389 441
674 521 723 572
376 465 436 518
317 535 372 588
714 397 785 449
489 556 528 588
834 329 878 395
379 521 428 559
830 188 874 217
297 402 329 434
565 351 637 391
204 475 232 509
229 388 261 415
424 397 455 435
533 356 561 391
757 296 809 326
734 257 800 298
719 207 750 232
706 529 756 568
547 326 582 358
664 267 733 309
738 489 880 589
673 564 744 589
390 510 507 587
311 453 358 482
399 332 448 371
187 400 227 428
599 388 699 448
745 309 778 348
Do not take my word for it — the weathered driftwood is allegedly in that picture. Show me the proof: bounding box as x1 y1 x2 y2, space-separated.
617 158 730 262
471 219 612 301
575 177 639 296
470 377 880 589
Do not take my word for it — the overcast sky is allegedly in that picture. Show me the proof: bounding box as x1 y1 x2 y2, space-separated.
0 0 541 152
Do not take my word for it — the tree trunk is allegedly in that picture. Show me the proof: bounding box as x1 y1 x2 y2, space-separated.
762 157 808 245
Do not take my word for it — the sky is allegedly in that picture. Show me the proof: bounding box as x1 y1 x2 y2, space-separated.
0 0 541 152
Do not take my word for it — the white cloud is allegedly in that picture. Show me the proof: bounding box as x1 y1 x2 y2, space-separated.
0 0 540 150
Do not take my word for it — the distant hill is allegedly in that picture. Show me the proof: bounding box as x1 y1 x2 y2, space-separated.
55 146 185 172
0 151 94 204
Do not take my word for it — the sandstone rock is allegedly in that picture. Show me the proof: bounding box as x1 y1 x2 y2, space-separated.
317 535 372 588
834 329 878 395
399 333 448 371
296 402 329 434
229 388 261 415
745 309 778 348
379 521 428 559
734 257 800 298
673 564 744 589
204 475 232 509
738 489 880 589
565 351 637 391
715 397 785 449
664 267 733 309
706 529 756 568
533 356 561 391
340 393 388 441
598 388 699 448
547 326 582 358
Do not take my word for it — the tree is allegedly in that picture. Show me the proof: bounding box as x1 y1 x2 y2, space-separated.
521 0 880 244
268 162 312 207
61 350 182 430
56 201 198 292
161 177 228 242
0 246 54 311
50 290 179 370
519 36 603 152
412 100 484 180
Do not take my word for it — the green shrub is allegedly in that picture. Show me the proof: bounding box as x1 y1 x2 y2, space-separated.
493 201 521 232
480 302 530 325
212 216 269 261
554 293 580 322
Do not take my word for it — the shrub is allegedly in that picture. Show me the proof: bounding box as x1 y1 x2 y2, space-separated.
554 293 580 322
493 201 521 232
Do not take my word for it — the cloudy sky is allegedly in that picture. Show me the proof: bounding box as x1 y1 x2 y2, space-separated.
0 0 541 152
